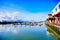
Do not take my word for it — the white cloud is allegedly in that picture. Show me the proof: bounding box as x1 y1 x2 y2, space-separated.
0 10 47 22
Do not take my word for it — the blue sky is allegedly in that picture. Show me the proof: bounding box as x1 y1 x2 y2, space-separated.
0 0 60 21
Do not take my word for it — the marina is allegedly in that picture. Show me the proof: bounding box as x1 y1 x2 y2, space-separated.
0 21 43 26
0 0 60 40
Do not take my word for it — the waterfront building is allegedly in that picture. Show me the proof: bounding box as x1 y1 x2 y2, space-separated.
46 14 55 23
52 2 60 16
46 2 60 24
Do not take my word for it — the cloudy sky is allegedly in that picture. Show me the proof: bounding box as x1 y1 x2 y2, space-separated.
0 0 60 21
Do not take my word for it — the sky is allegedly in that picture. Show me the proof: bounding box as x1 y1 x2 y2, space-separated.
0 0 60 21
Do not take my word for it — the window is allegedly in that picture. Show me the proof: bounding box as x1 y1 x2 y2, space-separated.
55 8 57 11
59 4 60 9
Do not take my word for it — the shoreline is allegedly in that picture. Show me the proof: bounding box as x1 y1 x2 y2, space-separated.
45 22 60 38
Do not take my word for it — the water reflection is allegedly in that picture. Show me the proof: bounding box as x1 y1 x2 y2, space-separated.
0 24 55 40
46 25 60 40
0 24 18 33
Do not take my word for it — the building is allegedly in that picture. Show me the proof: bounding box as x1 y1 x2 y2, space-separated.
45 2 60 36
46 14 55 23
52 2 60 24
52 2 60 16
46 2 60 24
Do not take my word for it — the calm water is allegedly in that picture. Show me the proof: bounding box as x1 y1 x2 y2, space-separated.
0 24 57 40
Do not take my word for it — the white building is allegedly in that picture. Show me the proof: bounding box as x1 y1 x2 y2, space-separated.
52 2 60 15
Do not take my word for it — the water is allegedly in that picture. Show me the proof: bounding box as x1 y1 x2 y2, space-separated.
0 24 57 40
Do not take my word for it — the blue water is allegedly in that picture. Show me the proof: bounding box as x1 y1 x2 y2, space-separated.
0 24 55 40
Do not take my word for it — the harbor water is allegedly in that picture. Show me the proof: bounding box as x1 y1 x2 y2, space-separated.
0 24 58 40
